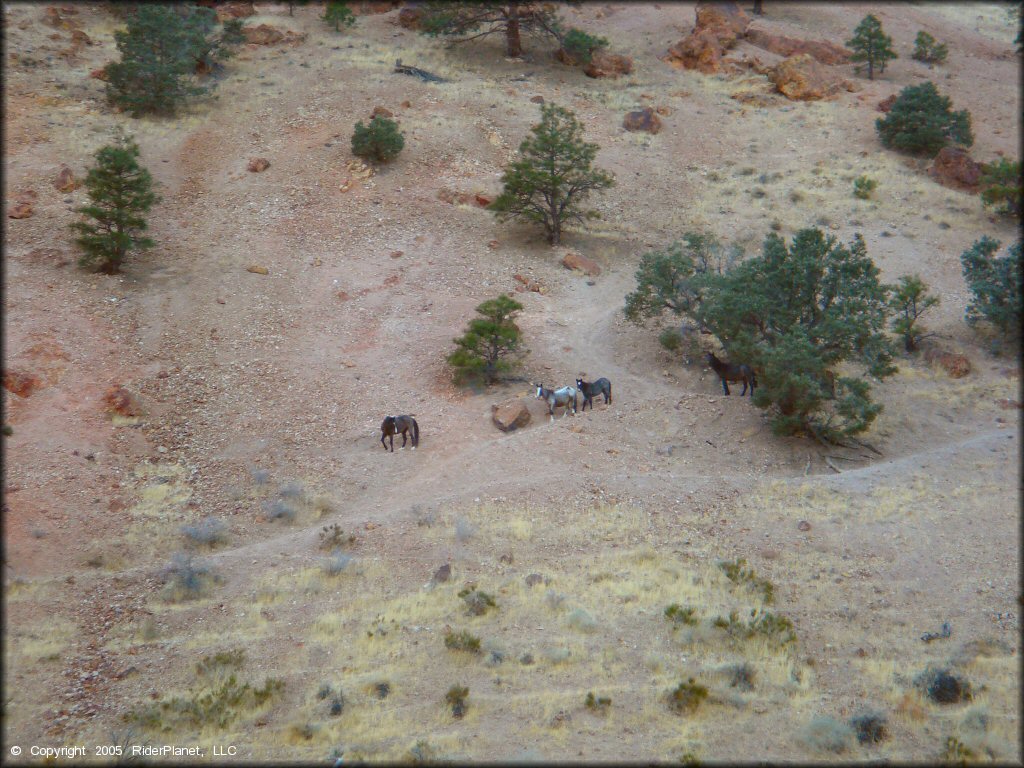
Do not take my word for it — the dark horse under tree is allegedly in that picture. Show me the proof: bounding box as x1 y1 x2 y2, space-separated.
380 415 419 451
575 377 612 411
706 352 756 397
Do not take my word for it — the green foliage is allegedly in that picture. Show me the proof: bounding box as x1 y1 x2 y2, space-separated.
443 629 481 654
106 4 241 116
943 736 976 765
71 134 158 274
560 28 608 64
912 30 948 64
658 327 684 352
889 274 939 353
667 678 708 714
875 81 973 157
458 588 497 616
960 237 1022 342
447 295 524 386
445 685 469 718
624 233 737 324
490 103 614 245
713 608 796 647
195 649 245 677
718 558 775 604
323 1 355 32
419 1 563 57
694 229 895 443
664 604 698 626
853 176 877 200
846 14 897 79
318 523 355 551
351 115 404 163
584 691 611 712
979 158 1022 217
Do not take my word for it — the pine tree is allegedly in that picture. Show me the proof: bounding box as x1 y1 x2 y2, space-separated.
912 30 948 64
351 116 404 163
875 81 972 157
846 14 897 80
323 1 356 32
960 237 1022 343
71 134 159 274
490 103 614 246
419 1 563 58
889 275 939 353
447 296 525 386
106 4 241 117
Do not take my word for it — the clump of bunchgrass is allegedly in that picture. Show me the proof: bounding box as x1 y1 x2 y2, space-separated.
445 685 469 718
443 629 481 654
718 558 775 604
159 552 219 602
584 691 611 713
195 649 245 677
322 550 353 576
850 711 889 744
799 715 856 754
458 588 497 616
665 604 699 626
181 516 228 549
318 523 355 551
667 678 708 714
261 498 297 523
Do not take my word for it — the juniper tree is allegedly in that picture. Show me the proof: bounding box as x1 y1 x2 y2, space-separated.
419 1 564 58
912 30 948 64
351 115 404 163
323 1 355 32
71 134 159 274
560 28 608 64
888 274 939 353
447 296 525 386
960 237 1022 343
875 81 972 157
106 3 242 117
979 158 1022 217
490 103 614 246
847 14 897 80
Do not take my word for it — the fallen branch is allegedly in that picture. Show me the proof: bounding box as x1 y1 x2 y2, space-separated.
394 59 448 83
827 454 869 462
849 437 883 456
823 457 842 474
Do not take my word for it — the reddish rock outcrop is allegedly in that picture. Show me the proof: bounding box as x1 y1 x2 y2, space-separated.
397 7 423 29
242 24 306 45
745 29 851 64
876 94 897 113
666 28 727 73
583 52 634 79
3 370 43 398
623 107 662 134
665 2 750 74
928 147 982 192
352 1 399 14
247 157 271 173
8 202 34 219
215 1 255 21
54 165 79 192
768 54 850 101
103 385 141 417
694 1 751 43
371 106 394 118
492 399 531 432
561 252 602 276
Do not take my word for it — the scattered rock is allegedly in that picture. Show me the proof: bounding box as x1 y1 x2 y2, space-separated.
400 100 411 108
215 1 255 21
797 520 811 532
8 202 33 219
54 165 79 192
530 95 545 104
431 564 451 584
876 94 897 113
513 274 544 293
924 347 971 378
3 370 43 398
744 29 851 64
89 65 110 81
769 54 850 101
656 445 675 456
397 6 423 29
665 28 727 74
499 553 514 564
488 239 499 249
103 385 140 417
246 265 269 275
561 252 601 276
996 398 1021 409
247 157 270 173
623 107 662 133
525 573 544 587
520 653 535 665
242 24 306 46
550 710 572 728
492 399 531 432
928 147 982 192
42 7 74 29
695 1 751 42
371 105 394 119
584 52 633 78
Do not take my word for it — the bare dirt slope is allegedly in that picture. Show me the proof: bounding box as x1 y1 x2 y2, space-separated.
3 2 1020 762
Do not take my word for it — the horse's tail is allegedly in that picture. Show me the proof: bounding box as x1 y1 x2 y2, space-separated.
412 417 419 447
607 380 612 404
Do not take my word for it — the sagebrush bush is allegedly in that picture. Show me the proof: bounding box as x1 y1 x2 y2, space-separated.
458 588 497 616
181 516 228 548
799 715 856 754
351 115 404 163
160 552 218 602
659 327 683 352
318 523 355 551
322 550 352 576
584 691 611 712
850 711 889 744
261 498 297 523
664 604 699 626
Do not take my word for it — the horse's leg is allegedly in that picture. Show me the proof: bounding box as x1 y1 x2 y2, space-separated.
605 384 611 405
389 434 395 452
721 378 730 396
400 429 407 449
381 432 387 450
740 379 748 396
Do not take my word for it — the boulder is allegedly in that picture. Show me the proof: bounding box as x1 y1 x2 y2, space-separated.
744 29 851 65
694 1 751 43
371 105 393 119
247 157 270 172
666 28 727 73
876 94 897 113
54 165 78 192
583 52 634 79
103 385 141 417
246 265 270 275
397 7 423 29
928 147 982 192
242 24 306 45
925 348 971 378
492 399 531 432
623 107 662 134
768 54 849 101
3 370 43 398
215 1 255 21
8 202 34 219
561 252 601 276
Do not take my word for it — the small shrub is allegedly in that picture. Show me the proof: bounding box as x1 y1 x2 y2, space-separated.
659 327 684 352
853 176 877 200
351 115 404 163
943 736 976 764
912 31 948 64
374 682 391 699
917 667 973 704
850 711 889 744
323 1 355 32
458 588 497 616
584 691 611 713
3 425 14 436
799 715 856 754
261 498 297 523
328 692 344 717
195 649 245 677
454 517 476 541
718 558 775 604
664 604 699 626
748 610 797 646
667 678 708 714
127 676 284 732
789 189 805 203
160 552 218 602
560 28 609 64
960 237 1021 342
316 683 334 700
566 607 598 632
443 629 481 654
322 550 352 576
249 466 270 485
445 685 469 718
318 523 355 551
181 516 228 548
726 662 756 691
979 158 1022 217
279 481 304 499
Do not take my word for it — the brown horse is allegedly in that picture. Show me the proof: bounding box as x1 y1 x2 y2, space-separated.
380 415 419 451
706 352 756 397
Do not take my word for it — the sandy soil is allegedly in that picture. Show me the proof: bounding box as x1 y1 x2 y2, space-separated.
3 2 1020 763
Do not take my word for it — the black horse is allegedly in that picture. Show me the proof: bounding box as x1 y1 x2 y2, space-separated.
706 352 756 397
575 377 612 411
380 415 419 451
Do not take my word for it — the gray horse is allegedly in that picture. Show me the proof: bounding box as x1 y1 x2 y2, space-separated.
534 384 577 422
